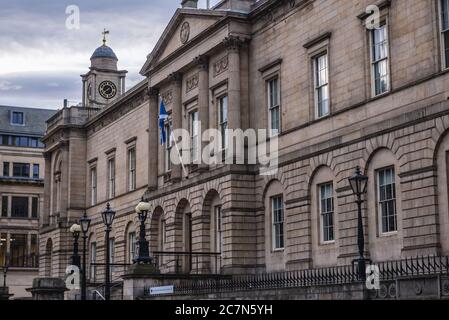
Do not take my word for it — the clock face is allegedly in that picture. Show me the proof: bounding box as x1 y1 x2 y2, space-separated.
99 81 117 99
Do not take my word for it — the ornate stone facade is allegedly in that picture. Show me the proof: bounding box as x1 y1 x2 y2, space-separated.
39 0 449 299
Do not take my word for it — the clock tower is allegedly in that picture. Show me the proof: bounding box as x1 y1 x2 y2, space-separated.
81 30 127 108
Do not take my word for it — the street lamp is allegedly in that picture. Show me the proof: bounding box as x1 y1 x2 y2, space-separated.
70 224 81 268
79 213 91 301
348 166 369 281
101 203 115 301
134 199 152 264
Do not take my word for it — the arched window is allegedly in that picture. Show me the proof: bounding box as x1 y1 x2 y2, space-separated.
310 166 338 267
264 180 286 272
366 148 403 261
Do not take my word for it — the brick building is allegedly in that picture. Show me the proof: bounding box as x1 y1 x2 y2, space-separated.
39 0 449 299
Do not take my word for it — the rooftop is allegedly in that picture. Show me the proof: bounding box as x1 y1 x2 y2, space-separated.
0 105 57 136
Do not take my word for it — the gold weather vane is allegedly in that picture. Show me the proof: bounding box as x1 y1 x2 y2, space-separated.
102 28 110 45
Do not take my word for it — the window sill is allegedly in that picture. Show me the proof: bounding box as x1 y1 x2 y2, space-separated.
379 231 398 238
272 248 285 253
320 240 336 246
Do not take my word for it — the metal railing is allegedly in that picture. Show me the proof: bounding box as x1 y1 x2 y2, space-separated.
153 251 222 275
88 262 131 300
170 255 449 296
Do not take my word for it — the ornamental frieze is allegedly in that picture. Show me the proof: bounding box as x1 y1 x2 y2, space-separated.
161 90 173 105
186 73 199 93
213 55 229 77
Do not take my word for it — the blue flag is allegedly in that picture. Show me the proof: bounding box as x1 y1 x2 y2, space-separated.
159 100 168 145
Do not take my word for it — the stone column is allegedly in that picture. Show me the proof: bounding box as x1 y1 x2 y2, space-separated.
42 152 52 226
59 142 69 221
148 87 159 191
223 36 243 163
169 72 183 182
82 80 86 107
194 55 210 171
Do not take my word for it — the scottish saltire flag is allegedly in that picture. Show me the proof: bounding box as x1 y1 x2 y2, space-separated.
159 100 168 144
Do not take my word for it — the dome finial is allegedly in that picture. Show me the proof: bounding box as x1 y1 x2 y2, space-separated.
102 28 110 45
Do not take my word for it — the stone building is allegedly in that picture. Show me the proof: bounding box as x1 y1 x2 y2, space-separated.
0 105 56 298
40 0 449 299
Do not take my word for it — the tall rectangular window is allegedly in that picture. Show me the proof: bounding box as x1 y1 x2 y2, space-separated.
190 110 199 163
215 206 223 253
33 164 39 179
1 196 7 217
108 158 115 199
218 95 228 151
319 183 335 242
3 162 9 177
31 197 38 218
30 234 38 267
267 78 280 136
12 163 30 178
378 167 397 233
128 232 136 263
90 242 97 280
10 234 27 267
0 233 6 267
165 120 173 172
90 167 97 206
128 148 136 191
11 196 28 218
314 53 330 118
109 238 115 274
271 195 284 250
441 0 449 69
11 112 24 125
371 24 390 96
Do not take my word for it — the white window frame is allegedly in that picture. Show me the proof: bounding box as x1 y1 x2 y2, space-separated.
165 120 173 173
313 52 330 119
109 238 115 274
267 77 281 137
189 110 199 163
215 205 223 253
271 195 284 251
440 0 449 70
218 95 228 151
90 167 97 206
128 232 136 263
377 167 398 235
370 22 390 97
318 182 335 244
10 111 25 126
89 242 97 280
107 157 115 199
128 147 136 191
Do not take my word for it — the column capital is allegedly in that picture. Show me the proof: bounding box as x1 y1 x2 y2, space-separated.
43 151 52 160
194 55 209 71
147 87 159 98
168 72 183 85
223 36 244 52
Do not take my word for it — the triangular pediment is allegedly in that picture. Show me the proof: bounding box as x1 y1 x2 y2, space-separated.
140 9 226 75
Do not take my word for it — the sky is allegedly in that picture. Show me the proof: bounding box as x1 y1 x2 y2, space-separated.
0 0 215 110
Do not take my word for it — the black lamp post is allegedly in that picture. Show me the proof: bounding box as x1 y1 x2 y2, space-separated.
101 203 115 301
70 224 81 269
348 166 369 281
134 199 152 264
80 213 91 301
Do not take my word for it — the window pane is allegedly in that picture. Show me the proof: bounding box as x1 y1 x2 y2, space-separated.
1 196 8 217
10 234 27 267
378 167 397 233
33 164 39 179
319 183 335 242
442 0 449 30
0 233 6 266
11 197 28 218
271 195 284 249
32 197 38 218
13 163 30 178
3 162 9 177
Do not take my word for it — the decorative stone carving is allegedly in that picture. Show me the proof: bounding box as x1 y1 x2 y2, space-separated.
161 90 173 105
168 72 183 85
223 36 244 52
147 87 159 98
194 55 209 70
186 73 199 93
442 279 449 296
180 21 190 44
213 55 229 77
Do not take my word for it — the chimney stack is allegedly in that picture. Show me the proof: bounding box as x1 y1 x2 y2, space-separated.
181 0 198 8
